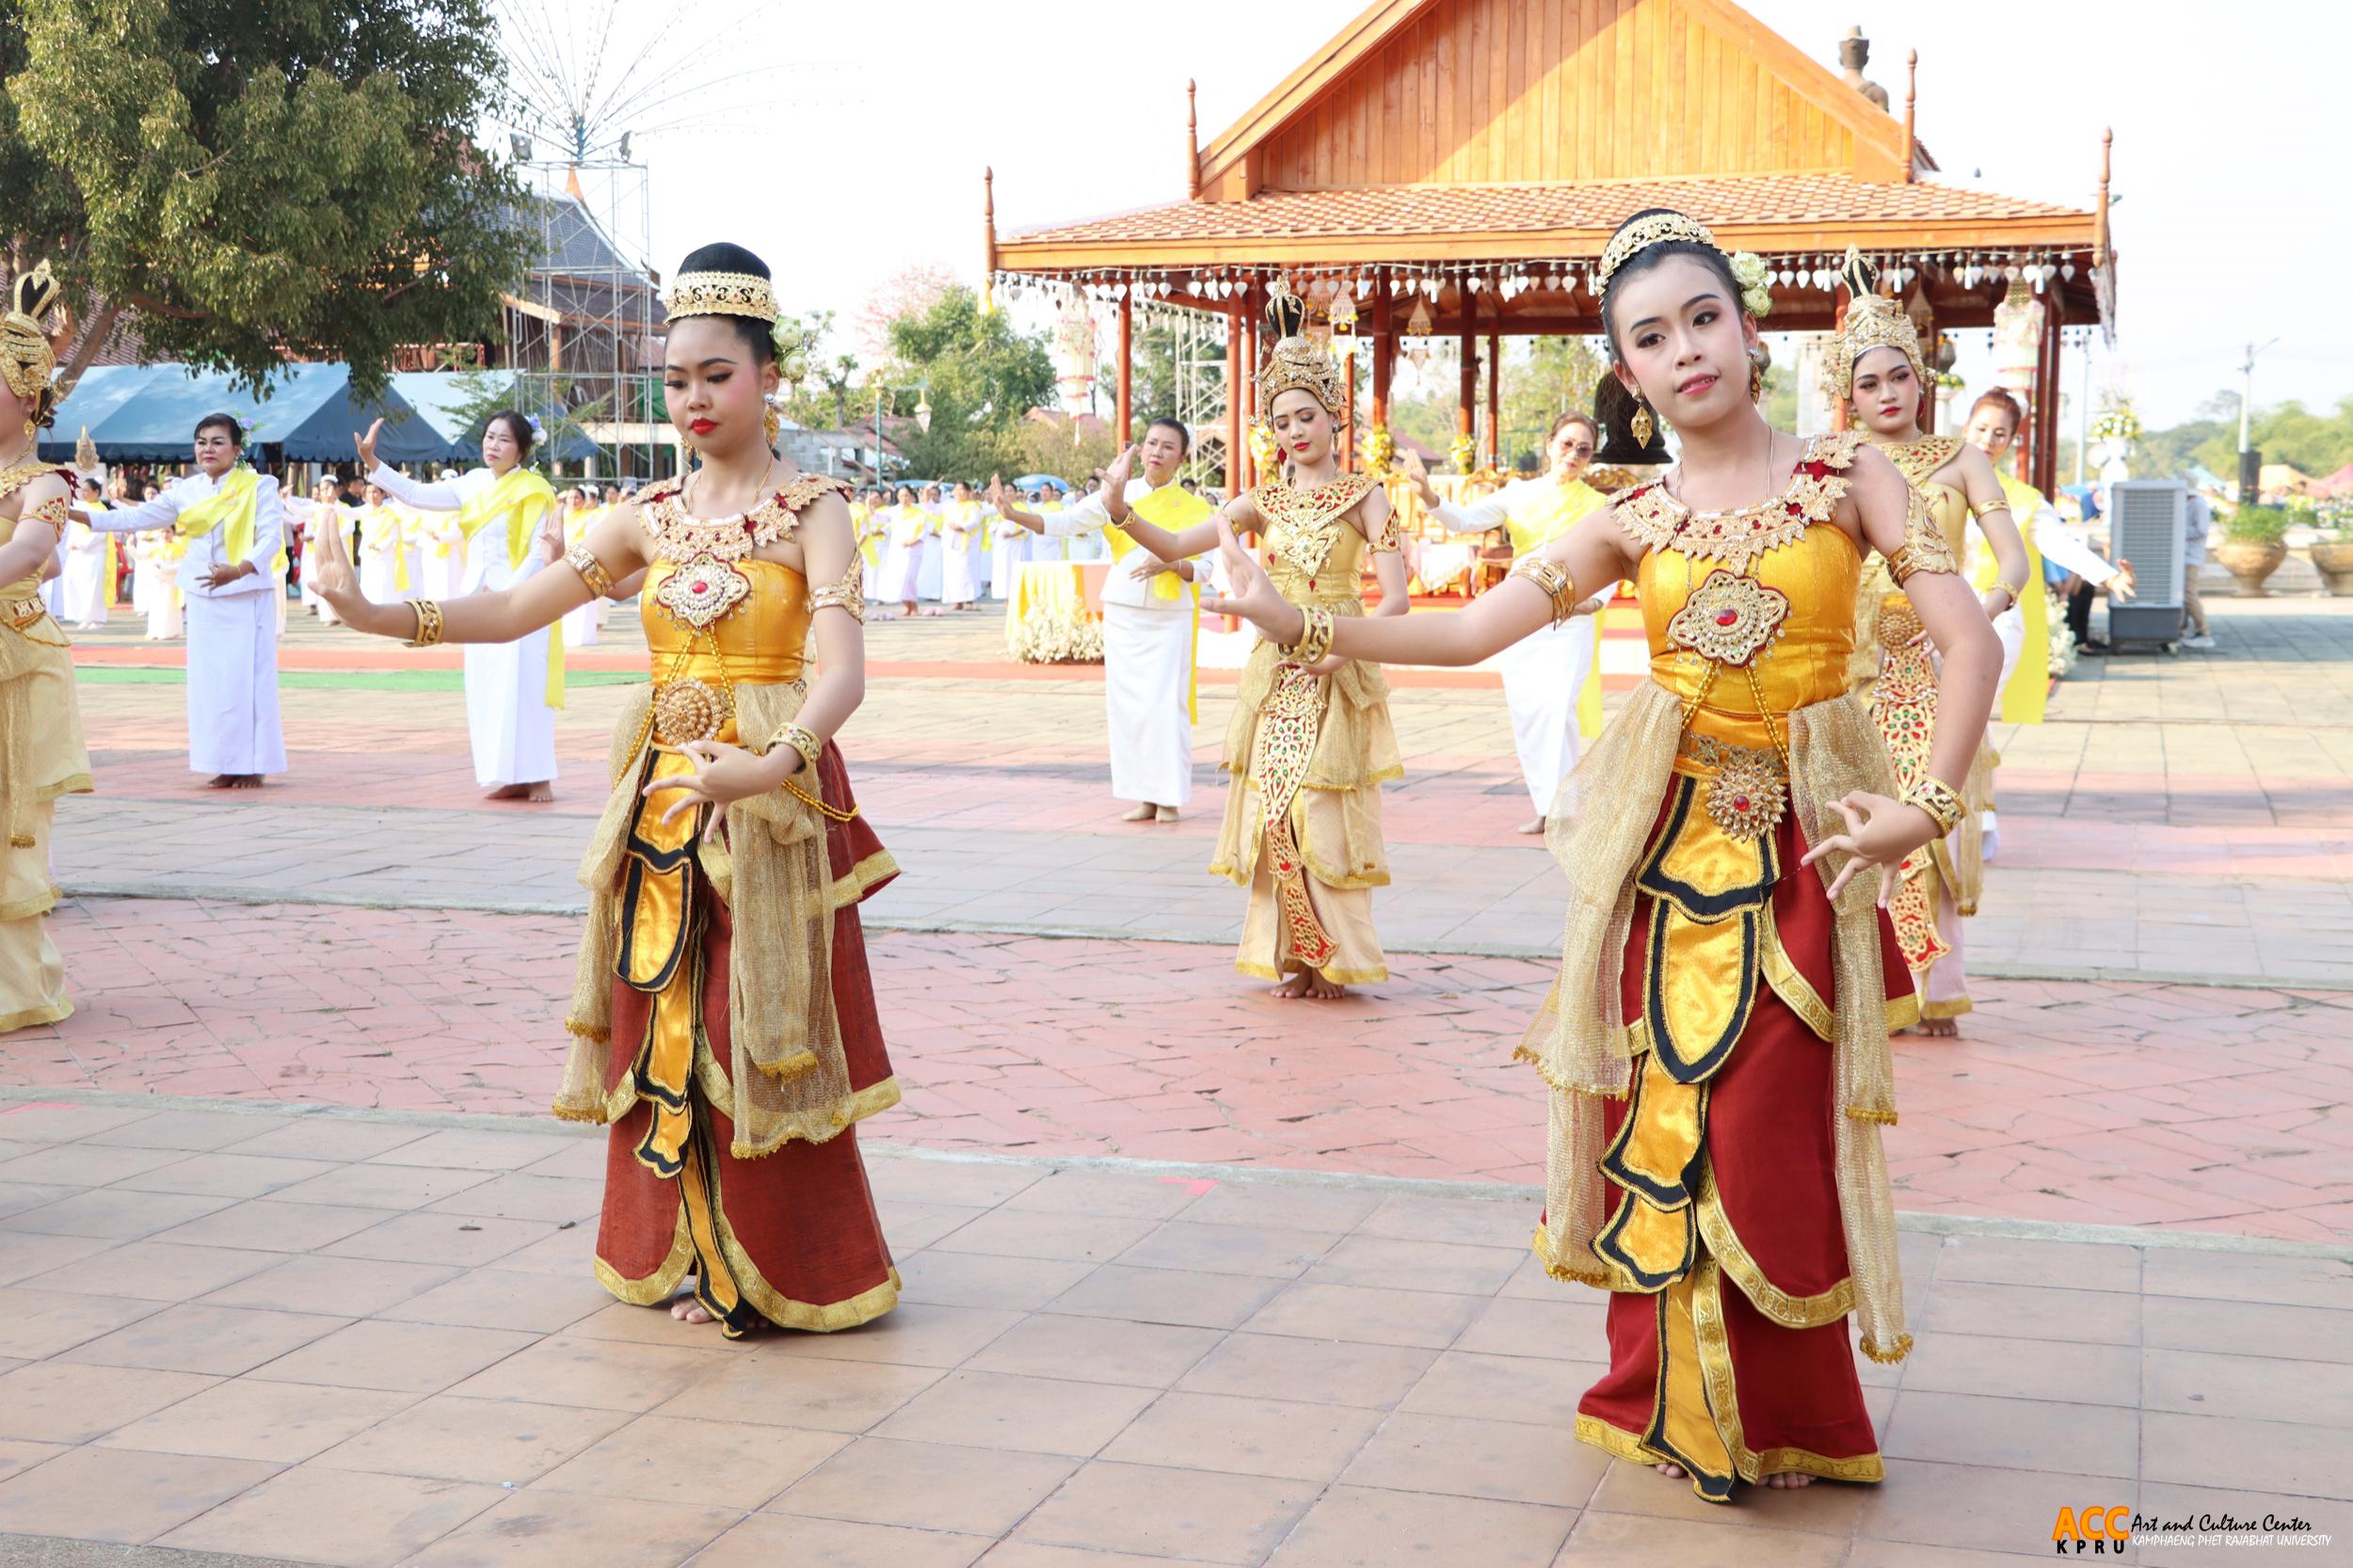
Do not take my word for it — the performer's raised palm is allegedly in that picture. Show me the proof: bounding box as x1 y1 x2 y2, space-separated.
307 504 364 613
354 418 383 472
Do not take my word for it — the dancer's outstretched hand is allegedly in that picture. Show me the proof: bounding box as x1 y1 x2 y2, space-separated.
645 739 777 842
1799 791 1931 906
304 506 408 637
1199 513 1304 648
354 419 382 472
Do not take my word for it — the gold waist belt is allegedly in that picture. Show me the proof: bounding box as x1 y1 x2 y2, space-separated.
1674 731 1788 842
3 596 50 632
651 678 736 747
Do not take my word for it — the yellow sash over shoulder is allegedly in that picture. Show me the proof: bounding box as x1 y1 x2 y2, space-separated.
459 468 565 708
174 467 261 565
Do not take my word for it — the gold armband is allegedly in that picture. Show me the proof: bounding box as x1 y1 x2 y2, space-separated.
565 543 616 599
1968 496 2009 520
407 600 445 648
1281 605 1336 664
1506 555 1582 627
1370 508 1404 554
26 494 69 528
1901 777 1966 840
778 723 824 772
808 558 865 623
1886 488 1960 584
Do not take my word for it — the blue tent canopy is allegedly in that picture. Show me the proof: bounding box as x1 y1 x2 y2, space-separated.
39 362 463 466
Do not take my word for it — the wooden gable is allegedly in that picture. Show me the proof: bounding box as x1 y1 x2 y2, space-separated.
1197 0 1909 200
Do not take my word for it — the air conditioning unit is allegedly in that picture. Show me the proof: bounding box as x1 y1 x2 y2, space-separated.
2106 480 2185 648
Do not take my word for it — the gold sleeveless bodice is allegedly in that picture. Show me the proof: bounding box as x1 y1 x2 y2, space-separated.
1637 519 1862 757
643 558 810 708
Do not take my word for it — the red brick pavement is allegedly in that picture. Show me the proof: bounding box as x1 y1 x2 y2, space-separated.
12 899 2349 1247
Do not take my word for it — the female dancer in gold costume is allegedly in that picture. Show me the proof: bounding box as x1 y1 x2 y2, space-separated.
1209 210 2000 1498
1111 283 1409 999
312 243 900 1336
0 264 93 1032
1835 251 2030 1035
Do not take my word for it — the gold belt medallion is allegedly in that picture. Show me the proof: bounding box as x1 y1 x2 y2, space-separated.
652 678 732 747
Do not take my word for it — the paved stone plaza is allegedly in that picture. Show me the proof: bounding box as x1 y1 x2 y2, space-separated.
2 593 2349 1564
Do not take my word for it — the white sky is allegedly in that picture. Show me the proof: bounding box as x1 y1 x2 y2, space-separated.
532 0 2351 432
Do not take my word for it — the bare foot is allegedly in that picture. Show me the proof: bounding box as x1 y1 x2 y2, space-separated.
204 774 237 789
669 1295 713 1323
523 781 554 802
1515 814 1545 834
1653 1461 1687 1480
485 784 527 800
1918 1017 1960 1038
215 774 264 790
1761 1471 1815 1489
1271 969 1347 1000
1155 805 1178 823
1121 803 1157 823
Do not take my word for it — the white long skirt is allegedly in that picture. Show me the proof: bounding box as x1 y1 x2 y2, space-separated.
942 541 980 605
185 590 286 776
464 630 557 788
561 595 602 648
882 539 925 604
1103 601 1195 807
360 550 406 604
990 533 1028 599
1497 615 1599 816
60 547 106 626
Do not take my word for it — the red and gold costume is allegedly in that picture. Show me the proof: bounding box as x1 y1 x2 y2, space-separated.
552 472 901 1336
1855 436 1997 1019
1522 430 1929 1500
1209 470 1401 984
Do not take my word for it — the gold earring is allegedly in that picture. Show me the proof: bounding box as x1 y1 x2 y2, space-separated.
1749 358 1766 403
762 405 782 446
1630 399 1655 447
19 418 33 440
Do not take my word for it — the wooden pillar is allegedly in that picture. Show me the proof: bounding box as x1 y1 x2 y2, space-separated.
1342 351 1358 472
1241 281 1261 490
1828 292 1852 434
1484 331 1501 464
1370 275 1393 436
1225 304 1243 497
2034 300 2066 496
1115 290 1133 446
1457 316 1477 450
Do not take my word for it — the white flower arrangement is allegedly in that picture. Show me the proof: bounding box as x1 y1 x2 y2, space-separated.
1728 251 1774 318
771 317 810 384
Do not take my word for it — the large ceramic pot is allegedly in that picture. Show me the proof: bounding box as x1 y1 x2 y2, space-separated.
2310 540 2353 597
2213 539 2288 597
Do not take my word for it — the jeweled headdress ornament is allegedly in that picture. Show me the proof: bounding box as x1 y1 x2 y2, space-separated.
1829 247 1923 399
1597 212 1718 288
2 261 63 420
1255 276 1348 421
663 269 778 325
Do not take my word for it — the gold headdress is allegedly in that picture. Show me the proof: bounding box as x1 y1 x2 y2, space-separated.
1597 212 1718 288
2 261 63 426
663 269 778 325
1829 247 1923 400
1254 277 1347 421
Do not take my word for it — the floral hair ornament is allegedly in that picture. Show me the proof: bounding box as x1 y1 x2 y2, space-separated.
1828 247 1924 400
1728 251 1775 319
1595 211 1775 320
770 317 809 384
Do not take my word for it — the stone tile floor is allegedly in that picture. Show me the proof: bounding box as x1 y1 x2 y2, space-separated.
11 907 2352 1244
0 1093 2346 1568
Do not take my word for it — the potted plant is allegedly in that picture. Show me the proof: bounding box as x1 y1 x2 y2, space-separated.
2215 503 2291 596
2302 500 2353 595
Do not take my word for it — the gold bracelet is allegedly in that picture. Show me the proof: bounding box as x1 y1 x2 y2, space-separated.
1283 606 1335 664
407 599 444 648
1901 777 1966 839
1506 556 1579 627
778 723 824 772
565 543 615 599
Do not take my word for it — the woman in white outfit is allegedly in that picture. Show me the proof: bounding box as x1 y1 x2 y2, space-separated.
880 484 927 616
988 486 1029 599
59 477 111 630
992 420 1212 822
360 409 565 801
939 480 984 608
1401 413 1612 833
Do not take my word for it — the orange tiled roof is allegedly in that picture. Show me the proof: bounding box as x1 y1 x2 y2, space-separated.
1002 174 2090 251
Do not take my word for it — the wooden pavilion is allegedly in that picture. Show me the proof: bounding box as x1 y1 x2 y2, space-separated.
983 0 2114 495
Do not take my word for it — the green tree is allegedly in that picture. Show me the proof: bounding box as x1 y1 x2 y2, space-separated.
1498 337 1608 469
4 0 528 395
776 309 858 432
875 284 1056 481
